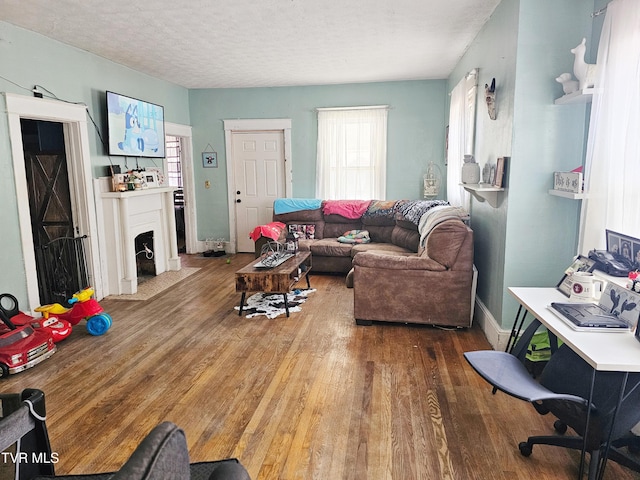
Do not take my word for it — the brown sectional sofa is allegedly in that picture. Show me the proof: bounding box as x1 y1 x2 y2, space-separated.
264 199 475 328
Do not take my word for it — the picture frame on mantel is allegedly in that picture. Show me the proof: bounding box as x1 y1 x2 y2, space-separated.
493 157 508 188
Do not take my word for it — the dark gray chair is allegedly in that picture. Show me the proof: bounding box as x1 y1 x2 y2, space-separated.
0 389 250 480
464 321 640 480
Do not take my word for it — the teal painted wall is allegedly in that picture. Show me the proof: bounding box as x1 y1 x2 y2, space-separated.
502 0 593 327
448 0 595 330
189 81 447 242
0 21 190 302
448 0 519 325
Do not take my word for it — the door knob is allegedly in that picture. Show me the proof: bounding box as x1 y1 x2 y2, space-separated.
236 199 241 203
237 190 241 194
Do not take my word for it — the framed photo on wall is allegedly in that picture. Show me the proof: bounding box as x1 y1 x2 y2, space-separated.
202 151 218 168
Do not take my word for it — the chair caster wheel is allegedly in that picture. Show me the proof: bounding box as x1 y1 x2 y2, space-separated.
519 442 533 457
554 420 568 434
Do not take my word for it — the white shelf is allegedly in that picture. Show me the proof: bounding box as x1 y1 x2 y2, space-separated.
461 183 504 207
548 189 587 200
554 88 594 105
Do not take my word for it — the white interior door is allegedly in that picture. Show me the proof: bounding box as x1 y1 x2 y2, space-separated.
233 131 285 252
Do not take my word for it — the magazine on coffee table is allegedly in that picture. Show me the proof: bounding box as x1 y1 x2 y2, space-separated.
549 283 640 332
253 252 294 269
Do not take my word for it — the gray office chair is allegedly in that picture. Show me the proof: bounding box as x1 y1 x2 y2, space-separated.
0 389 250 480
464 321 640 480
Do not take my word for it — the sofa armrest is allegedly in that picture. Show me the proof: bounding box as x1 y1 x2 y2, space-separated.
353 251 446 271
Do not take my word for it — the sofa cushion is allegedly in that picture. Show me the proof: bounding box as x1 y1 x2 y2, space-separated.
364 225 395 243
273 208 323 222
324 214 362 224
423 220 471 268
395 215 419 231
351 242 413 257
297 239 314 251
309 238 353 257
391 226 420 252
324 222 363 238
353 250 445 271
361 215 396 227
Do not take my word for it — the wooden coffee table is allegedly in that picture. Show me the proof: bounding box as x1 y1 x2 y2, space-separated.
235 251 312 317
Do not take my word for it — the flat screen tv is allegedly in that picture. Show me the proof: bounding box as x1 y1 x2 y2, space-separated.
106 91 165 158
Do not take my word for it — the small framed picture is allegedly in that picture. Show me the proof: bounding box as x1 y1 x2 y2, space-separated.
202 151 218 168
493 157 508 188
557 254 596 297
142 170 160 188
606 229 640 265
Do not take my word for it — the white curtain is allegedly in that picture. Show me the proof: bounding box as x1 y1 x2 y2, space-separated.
316 107 387 200
447 70 477 208
579 0 640 253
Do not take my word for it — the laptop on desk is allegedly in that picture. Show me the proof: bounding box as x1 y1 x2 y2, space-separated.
549 283 640 332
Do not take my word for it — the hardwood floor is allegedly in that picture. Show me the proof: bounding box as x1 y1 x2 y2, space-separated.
2 253 639 479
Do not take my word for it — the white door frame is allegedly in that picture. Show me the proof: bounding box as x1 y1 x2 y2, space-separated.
223 119 292 253
5 92 103 312
164 122 197 254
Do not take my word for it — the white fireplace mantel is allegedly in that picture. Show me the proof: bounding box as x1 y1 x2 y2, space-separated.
97 183 181 295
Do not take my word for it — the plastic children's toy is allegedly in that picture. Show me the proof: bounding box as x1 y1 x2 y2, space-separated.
0 293 72 343
0 309 56 378
35 287 112 336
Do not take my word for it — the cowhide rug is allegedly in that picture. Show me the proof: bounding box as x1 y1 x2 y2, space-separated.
235 289 316 318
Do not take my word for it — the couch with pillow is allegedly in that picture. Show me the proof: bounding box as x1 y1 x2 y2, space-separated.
266 199 430 274
252 199 475 328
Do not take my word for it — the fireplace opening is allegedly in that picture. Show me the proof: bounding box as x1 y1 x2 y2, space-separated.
135 231 156 285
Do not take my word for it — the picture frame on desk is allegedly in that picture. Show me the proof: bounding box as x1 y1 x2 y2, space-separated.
557 254 597 297
606 229 640 265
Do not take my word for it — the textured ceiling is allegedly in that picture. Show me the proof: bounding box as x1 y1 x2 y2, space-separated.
0 0 500 89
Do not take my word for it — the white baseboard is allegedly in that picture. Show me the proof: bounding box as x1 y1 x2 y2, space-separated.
473 296 511 351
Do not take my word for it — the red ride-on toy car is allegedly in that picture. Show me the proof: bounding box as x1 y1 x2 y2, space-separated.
35 287 112 336
0 293 72 343
0 309 56 378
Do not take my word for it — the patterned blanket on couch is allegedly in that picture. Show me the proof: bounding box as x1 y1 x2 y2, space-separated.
397 200 450 224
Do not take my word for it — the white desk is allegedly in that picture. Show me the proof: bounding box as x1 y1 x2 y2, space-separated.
508 287 640 372
508 287 640 479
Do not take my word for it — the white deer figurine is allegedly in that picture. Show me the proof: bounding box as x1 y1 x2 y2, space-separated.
571 38 598 90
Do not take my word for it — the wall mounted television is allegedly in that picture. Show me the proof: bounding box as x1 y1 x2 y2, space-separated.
106 91 165 158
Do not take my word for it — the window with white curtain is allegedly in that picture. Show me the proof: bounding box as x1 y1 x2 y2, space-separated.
579 0 640 253
316 106 388 200
446 69 478 208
